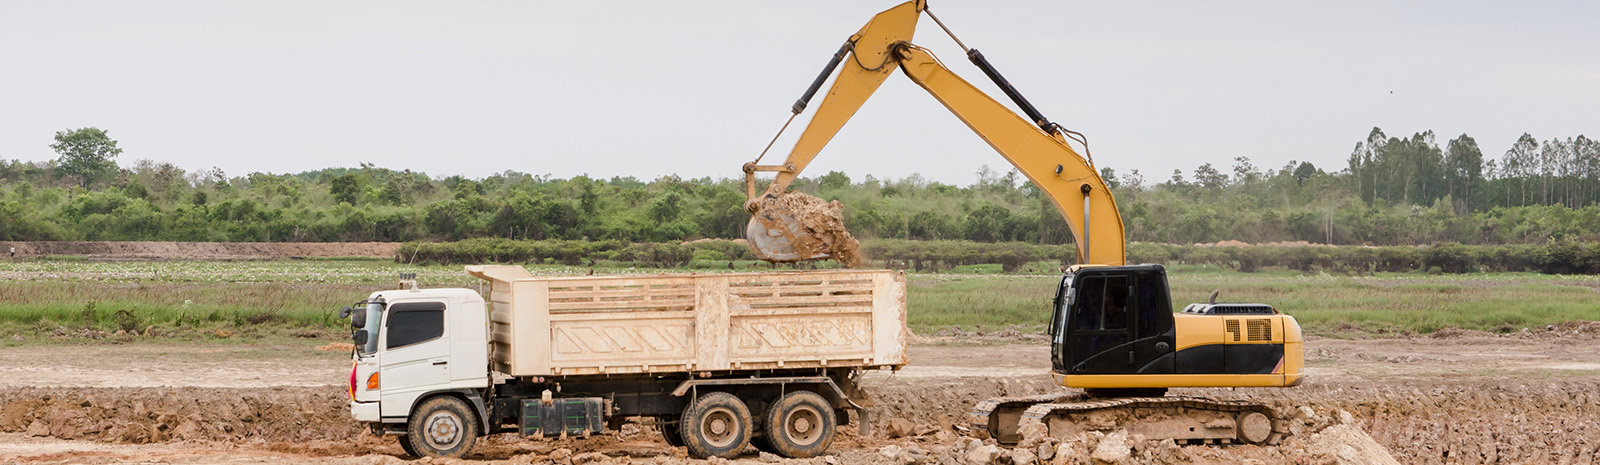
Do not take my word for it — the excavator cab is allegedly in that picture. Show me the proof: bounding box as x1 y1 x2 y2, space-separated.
1050 265 1177 381
1049 265 1305 391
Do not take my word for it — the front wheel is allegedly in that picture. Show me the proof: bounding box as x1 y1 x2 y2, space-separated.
398 434 420 458
763 391 835 458
406 396 478 459
680 392 753 459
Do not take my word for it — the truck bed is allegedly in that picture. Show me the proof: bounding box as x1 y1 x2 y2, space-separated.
466 266 908 378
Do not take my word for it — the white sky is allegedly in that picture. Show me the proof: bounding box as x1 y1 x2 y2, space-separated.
2 1 1596 185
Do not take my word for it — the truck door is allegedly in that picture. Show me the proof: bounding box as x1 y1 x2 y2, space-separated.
378 301 451 418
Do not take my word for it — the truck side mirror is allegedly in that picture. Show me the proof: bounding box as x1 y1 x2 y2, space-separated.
351 310 366 329
353 329 368 346
339 306 353 319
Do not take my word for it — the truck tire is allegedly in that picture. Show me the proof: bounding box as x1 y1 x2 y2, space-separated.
658 420 685 448
406 396 478 459
763 390 835 458
398 435 421 458
680 392 752 459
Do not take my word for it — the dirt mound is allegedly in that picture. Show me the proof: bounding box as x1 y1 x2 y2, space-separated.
0 241 401 260
0 387 361 444
862 377 1599 464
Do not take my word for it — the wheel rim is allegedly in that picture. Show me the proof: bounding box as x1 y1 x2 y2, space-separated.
700 406 740 448
424 410 464 450
782 404 825 447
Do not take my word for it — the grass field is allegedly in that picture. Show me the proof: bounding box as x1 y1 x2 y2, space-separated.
1 260 1596 341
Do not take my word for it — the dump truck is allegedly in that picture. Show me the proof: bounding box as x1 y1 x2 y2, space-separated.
342 266 907 459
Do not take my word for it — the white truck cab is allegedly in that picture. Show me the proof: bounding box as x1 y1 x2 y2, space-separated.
347 286 490 456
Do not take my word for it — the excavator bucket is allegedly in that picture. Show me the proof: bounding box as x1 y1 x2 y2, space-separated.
745 192 864 267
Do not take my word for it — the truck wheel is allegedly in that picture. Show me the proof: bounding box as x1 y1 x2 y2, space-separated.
680 392 752 459
406 396 478 459
398 435 421 458
763 391 835 458
658 420 686 448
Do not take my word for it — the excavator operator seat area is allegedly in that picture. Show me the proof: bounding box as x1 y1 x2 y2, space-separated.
1048 265 1176 376
1047 268 1304 389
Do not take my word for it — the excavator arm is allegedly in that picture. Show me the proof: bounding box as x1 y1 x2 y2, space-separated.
743 1 1126 266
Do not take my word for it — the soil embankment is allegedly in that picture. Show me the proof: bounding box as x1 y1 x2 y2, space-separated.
0 241 400 260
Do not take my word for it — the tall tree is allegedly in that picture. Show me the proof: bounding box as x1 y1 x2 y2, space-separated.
50 127 122 187
1504 133 1538 206
1192 163 1227 190
1360 128 1386 203
1346 142 1365 199
1444 134 1482 213
1293 161 1317 187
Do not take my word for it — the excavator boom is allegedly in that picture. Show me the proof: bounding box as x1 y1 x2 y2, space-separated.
743 0 1125 266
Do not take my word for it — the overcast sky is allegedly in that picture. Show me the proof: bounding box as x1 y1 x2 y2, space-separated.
2 1 1596 186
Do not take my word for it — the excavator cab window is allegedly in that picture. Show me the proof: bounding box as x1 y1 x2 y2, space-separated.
1075 275 1129 331
1048 276 1069 337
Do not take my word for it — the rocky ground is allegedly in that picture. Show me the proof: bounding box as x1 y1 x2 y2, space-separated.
3 329 1600 464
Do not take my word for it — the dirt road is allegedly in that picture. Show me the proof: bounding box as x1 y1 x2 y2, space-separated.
1 332 1598 464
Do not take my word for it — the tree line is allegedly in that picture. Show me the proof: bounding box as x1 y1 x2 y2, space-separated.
401 237 1600 276
1 126 1597 247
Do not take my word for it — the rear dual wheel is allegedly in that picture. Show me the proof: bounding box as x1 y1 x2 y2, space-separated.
681 392 753 459
658 420 686 448
762 391 835 458
677 390 838 459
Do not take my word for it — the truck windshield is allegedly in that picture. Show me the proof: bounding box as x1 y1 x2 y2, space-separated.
358 301 383 355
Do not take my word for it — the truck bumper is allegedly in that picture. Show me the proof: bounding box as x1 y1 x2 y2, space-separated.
351 401 381 422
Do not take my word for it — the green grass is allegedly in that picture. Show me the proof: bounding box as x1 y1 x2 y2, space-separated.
1 260 1596 340
906 275 1055 332
903 268 1600 337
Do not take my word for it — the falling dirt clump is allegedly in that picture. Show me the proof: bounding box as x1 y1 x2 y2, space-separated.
752 191 864 268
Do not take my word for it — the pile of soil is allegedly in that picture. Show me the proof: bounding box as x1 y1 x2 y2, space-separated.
0 387 361 444
0 241 400 260
865 378 1600 464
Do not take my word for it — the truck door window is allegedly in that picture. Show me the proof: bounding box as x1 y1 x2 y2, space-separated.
358 300 384 355
386 301 445 350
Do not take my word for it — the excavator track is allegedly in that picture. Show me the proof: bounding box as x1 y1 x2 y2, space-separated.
970 395 1289 446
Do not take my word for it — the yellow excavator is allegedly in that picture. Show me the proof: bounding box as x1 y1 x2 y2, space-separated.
742 1 1304 445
